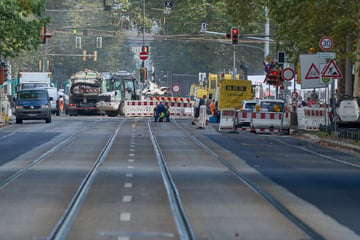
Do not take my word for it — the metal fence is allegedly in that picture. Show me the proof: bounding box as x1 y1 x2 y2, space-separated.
319 124 360 141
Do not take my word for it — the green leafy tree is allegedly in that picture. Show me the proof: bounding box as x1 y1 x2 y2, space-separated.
149 0 265 83
225 0 360 96
0 0 48 58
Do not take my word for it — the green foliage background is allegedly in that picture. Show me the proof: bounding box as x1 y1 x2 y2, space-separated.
2 0 360 95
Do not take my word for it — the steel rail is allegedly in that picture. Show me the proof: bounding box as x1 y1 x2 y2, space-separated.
46 119 125 240
0 123 93 190
147 120 196 240
175 121 326 240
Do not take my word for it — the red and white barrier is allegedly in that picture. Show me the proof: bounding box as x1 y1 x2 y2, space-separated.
125 100 193 118
219 109 238 132
297 107 331 131
250 112 290 133
237 111 256 131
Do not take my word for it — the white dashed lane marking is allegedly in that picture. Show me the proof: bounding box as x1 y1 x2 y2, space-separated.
124 182 133 188
122 195 132 203
120 212 131 221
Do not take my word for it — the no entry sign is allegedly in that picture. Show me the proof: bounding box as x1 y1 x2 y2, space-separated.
139 51 148 60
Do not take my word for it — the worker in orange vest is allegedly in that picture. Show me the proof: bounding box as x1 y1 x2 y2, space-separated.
209 99 215 116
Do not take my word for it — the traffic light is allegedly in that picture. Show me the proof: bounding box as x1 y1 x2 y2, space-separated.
140 68 147 82
82 50 87 61
231 27 239 45
267 69 282 86
76 37 81 48
278 51 285 64
4 64 10 81
93 50 97 61
40 25 46 44
0 64 4 85
96 37 102 48
142 45 149 53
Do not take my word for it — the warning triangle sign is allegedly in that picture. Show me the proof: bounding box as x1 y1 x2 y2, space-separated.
322 60 343 78
305 63 320 79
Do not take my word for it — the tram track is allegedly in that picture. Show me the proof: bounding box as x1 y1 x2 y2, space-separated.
46 119 126 240
0 121 97 190
0 117 357 239
147 119 326 240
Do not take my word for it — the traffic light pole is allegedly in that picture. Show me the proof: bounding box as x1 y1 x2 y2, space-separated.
232 45 236 80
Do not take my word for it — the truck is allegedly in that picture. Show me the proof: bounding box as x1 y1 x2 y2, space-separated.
67 69 105 116
18 72 52 90
96 71 139 116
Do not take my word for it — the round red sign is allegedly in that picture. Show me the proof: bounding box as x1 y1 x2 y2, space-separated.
319 36 334 51
139 51 148 60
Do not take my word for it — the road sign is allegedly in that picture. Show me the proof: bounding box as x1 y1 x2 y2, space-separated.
263 61 274 79
299 54 328 89
281 68 295 81
319 36 334 51
322 59 343 78
172 83 181 93
305 63 320 79
139 51 148 60
317 52 336 59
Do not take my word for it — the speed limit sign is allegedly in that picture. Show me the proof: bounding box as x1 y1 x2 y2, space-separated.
319 36 334 51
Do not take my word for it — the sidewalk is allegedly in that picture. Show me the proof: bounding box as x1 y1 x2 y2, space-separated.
302 133 360 153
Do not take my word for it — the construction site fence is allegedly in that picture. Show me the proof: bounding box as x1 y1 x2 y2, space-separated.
125 98 193 118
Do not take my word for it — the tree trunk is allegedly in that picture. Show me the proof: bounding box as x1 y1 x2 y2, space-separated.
353 39 360 98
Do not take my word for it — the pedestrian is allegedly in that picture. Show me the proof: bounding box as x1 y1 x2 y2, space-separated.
297 96 307 108
165 105 170 122
306 97 313 107
154 102 166 122
194 95 206 118
209 99 215 116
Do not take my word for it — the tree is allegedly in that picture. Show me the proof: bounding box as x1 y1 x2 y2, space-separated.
149 0 266 81
225 0 360 97
0 0 49 58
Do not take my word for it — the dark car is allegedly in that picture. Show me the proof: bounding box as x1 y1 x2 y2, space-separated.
14 88 53 124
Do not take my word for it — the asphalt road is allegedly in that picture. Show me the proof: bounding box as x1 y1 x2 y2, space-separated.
205 129 360 236
0 116 359 240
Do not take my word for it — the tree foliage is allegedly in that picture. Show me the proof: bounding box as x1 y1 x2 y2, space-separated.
0 0 48 58
149 0 265 79
225 0 360 95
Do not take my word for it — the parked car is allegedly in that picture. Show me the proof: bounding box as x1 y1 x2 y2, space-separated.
14 88 52 124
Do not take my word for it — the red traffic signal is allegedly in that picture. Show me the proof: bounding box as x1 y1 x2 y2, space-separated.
231 27 239 45
266 69 282 86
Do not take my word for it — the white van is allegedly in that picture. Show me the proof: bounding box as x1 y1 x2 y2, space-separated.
336 99 360 127
40 87 60 116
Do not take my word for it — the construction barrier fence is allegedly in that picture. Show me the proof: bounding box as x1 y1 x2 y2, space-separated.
250 112 291 134
125 97 193 118
297 107 331 131
219 109 238 132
